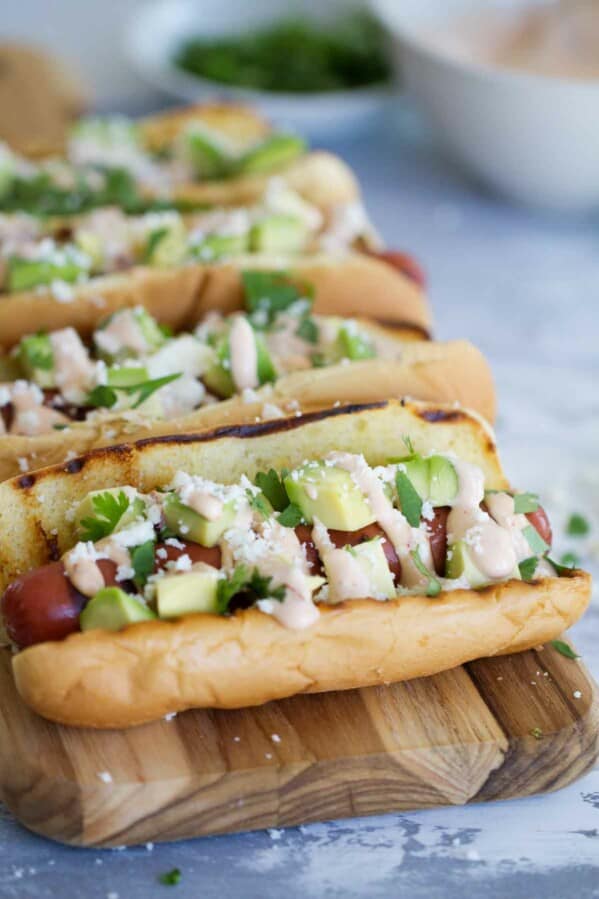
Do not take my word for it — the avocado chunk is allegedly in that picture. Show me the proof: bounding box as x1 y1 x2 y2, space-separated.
182 124 235 179
74 487 146 541
203 327 275 398
249 214 308 254
163 492 235 547
80 586 156 632
284 462 375 530
428 456 459 506
445 541 490 587
143 218 188 267
192 232 248 261
238 133 306 175
7 250 90 293
336 324 376 361
107 365 149 388
17 332 55 387
156 565 220 618
350 539 395 599
75 230 104 273
400 456 429 501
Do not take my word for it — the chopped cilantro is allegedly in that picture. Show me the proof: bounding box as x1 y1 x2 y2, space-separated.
566 513 590 537
296 316 319 344
560 551 581 568
310 352 327 368
79 490 129 542
518 556 538 581
522 524 549 556
159 867 182 886
143 227 169 262
87 373 182 410
53 423 69 431
242 270 313 327
254 468 288 512
216 564 285 613
277 503 304 528
395 471 422 528
130 540 156 589
546 556 578 577
513 492 540 514
411 546 441 598
550 639 579 660
402 435 415 455
248 570 285 602
247 489 272 518
530 727 544 740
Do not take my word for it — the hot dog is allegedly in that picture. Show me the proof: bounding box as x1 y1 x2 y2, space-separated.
0 399 586 731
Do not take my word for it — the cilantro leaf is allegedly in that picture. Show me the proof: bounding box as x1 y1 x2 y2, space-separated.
159 867 182 886
411 546 441 597
546 555 579 577
79 490 130 542
277 503 304 527
217 565 250 613
86 373 182 410
296 316 319 344
242 270 312 326
402 435 415 455
567 513 590 537
396 471 422 527
254 469 288 512
550 639 579 660
248 569 285 601
513 492 540 514
130 540 156 589
522 524 549 556
560 551 581 568
518 556 538 581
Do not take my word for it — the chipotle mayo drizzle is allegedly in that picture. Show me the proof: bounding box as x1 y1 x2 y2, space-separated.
229 315 259 391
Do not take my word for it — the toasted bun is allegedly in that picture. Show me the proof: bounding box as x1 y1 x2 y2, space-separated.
0 399 589 728
12 572 590 729
0 339 496 482
0 252 430 350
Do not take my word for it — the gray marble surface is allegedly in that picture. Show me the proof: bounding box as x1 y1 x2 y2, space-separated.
1 108 598 898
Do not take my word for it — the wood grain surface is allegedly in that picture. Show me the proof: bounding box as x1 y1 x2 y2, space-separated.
0 641 596 848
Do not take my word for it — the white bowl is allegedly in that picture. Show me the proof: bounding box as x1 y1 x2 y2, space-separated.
125 0 392 138
372 0 599 212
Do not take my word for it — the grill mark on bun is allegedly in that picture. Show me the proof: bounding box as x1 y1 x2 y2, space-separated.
418 409 466 424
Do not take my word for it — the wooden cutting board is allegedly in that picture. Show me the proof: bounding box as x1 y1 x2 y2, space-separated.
0 641 597 848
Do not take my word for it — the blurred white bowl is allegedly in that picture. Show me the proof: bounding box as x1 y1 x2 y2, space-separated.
372 0 599 212
125 0 392 138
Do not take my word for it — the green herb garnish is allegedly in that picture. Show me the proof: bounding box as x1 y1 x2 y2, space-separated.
518 556 538 582
86 373 181 410
396 471 422 528
550 639 579 660
254 469 288 512
79 490 130 542
247 490 272 519
296 316 319 344
242 270 311 327
410 546 441 598
522 524 549 556
560 551 581 568
567 514 590 537
159 867 182 886
513 493 540 514
216 564 285 613
277 503 304 528
530 727 544 740
130 540 156 589
143 228 169 262
402 435 415 456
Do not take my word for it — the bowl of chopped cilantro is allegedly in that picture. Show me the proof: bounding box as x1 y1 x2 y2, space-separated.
126 0 393 136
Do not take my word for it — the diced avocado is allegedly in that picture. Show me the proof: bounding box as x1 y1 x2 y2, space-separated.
350 539 395 599
336 325 376 361
192 232 248 261
238 133 306 175
182 125 235 179
80 586 156 632
428 455 459 506
75 230 104 272
284 462 375 530
143 219 188 267
249 214 308 254
74 487 146 540
156 566 220 618
445 541 490 587
400 456 429 501
107 366 149 388
7 252 89 293
163 493 235 547
202 327 274 397
17 333 55 387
